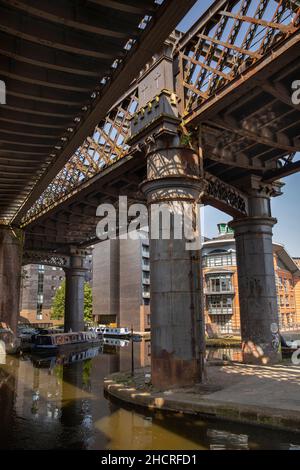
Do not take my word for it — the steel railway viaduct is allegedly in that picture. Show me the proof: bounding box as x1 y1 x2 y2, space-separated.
0 0 300 388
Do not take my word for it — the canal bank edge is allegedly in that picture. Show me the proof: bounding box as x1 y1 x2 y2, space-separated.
104 367 300 434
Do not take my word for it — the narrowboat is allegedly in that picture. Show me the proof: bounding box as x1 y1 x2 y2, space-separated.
92 326 130 338
18 327 39 351
33 331 100 352
103 337 130 348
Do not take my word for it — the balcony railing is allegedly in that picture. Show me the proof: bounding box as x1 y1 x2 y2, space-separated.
204 287 235 295
208 307 234 316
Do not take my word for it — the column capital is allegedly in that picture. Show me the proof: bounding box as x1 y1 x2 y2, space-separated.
140 175 207 205
229 215 277 236
64 247 90 272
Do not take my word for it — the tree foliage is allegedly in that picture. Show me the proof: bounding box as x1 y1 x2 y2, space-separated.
51 280 93 322
51 280 66 320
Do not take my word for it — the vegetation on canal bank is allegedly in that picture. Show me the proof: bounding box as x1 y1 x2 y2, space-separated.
51 280 93 322
206 337 241 348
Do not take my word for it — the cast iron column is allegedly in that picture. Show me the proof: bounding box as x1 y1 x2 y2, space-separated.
229 177 282 364
64 250 88 333
137 110 206 389
0 225 23 333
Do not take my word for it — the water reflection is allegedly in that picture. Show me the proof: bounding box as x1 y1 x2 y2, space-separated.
1 341 300 450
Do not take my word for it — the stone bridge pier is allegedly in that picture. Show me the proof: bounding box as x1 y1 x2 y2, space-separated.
64 249 89 333
0 225 23 333
230 176 282 364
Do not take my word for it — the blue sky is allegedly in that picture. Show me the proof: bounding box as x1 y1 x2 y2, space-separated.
178 0 300 257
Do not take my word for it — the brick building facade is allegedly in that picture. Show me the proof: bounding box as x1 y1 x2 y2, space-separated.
203 224 300 334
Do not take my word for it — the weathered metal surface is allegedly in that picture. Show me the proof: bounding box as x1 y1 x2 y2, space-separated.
0 0 297 252
22 87 139 225
0 226 23 332
176 0 299 115
0 0 197 223
22 250 71 268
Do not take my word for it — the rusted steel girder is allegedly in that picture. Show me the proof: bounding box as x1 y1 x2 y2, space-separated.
175 0 300 116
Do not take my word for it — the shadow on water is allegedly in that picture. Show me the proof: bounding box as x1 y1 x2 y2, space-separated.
1 341 300 450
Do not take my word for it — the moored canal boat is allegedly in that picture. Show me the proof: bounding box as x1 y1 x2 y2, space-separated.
89 326 130 338
33 331 100 352
100 327 130 338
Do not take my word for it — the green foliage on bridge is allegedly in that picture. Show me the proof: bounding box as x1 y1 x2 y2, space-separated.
51 280 93 322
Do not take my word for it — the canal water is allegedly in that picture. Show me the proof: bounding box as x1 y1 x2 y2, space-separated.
1 340 300 450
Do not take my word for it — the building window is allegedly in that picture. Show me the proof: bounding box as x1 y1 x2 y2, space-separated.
205 274 233 293
207 295 233 315
36 265 45 320
212 315 233 334
203 251 236 267
143 285 150 296
142 244 149 254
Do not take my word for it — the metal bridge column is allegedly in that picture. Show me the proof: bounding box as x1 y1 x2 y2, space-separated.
64 250 88 333
229 177 282 364
134 93 206 389
0 225 23 333
129 42 206 388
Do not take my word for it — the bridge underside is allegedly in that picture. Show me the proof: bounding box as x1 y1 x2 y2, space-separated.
22 31 300 253
0 0 196 224
186 36 300 185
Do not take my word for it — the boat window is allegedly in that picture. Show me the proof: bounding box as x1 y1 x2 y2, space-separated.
36 336 52 345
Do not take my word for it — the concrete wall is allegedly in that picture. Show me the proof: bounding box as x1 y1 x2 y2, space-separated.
92 240 120 325
92 237 150 332
119 238 142 331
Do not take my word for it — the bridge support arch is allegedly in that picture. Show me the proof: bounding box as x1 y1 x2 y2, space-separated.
0 225 23 333
64 250 88 333
229 177 282 364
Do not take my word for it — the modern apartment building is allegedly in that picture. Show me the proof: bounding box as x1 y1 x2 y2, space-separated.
92 232 150 332
20 264 65 323
20 256 93 324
